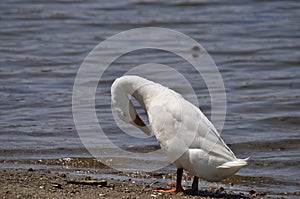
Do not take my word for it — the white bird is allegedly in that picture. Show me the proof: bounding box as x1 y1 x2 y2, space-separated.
111 75 248 193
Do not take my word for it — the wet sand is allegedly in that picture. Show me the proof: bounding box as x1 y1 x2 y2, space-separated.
1 168 259 199
1 158 292 199
2 168 176 199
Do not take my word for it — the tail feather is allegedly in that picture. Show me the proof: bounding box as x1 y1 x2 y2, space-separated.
217 157 249 169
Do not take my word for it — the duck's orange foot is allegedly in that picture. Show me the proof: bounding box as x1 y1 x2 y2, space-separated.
155 188 177 193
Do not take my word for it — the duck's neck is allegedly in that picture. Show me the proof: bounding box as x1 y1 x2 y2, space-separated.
121 77 158 109
111 76 159 122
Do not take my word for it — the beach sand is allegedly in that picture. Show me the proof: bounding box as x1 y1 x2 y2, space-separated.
0 158 275 199
1 168 257 199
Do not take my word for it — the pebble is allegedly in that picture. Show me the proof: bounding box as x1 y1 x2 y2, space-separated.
209 186 216 191
219 187 225 192
293 191 300 195
53 183 63 189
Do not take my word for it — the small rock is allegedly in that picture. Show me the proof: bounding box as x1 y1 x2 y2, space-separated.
219 187 225 192
60 173 67 178
257 191 266 196
53 183 63 189
293 191 300 195
85 176 91 180
99 193 106 197
178 192 184 196
209 186 216 191
125 188 130 193
249 190 256 195
28 168 34 172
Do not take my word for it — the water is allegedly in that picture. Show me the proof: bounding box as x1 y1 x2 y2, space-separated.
0 0 299 197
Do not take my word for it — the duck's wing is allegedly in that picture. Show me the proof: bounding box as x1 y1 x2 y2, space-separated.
148 90 236 163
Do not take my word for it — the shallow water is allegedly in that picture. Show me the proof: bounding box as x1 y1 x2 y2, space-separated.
0 0 299 198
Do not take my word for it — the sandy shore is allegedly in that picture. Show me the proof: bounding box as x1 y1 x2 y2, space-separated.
1 158 298 199
0 168 252 199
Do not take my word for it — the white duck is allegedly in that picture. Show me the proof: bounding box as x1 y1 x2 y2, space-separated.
111 75 248 192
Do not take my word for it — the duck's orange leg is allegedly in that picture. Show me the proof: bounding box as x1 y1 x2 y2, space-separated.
155 168 184 193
